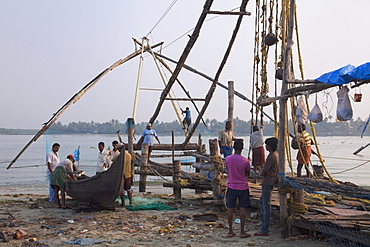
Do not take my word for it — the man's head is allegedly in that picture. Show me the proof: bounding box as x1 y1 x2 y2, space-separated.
186 107 189 110
297 123 306 133
265 137 278 152
225 121 232 130
67 155 75 162
146 123 152 129
252 125 259 132
233 140 244 151
98 142 105 152
112 140 118 149
52 143 60 153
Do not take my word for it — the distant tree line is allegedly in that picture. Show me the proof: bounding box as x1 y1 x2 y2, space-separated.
1 116 369 137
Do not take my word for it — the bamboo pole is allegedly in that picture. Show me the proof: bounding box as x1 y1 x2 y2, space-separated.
7 42 167 169
278 0 295 238
184 0 250 146
127 118 135 179
148 0 214 126
228 81 235 132
139 143 149 192
195 133 204 194
132 37 146 120
154 52 275 123
150 51 208 128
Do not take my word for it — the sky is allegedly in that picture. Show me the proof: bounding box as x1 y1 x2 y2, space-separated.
1 0 369 129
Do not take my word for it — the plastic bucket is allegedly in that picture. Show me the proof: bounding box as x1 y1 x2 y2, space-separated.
354 93 362 102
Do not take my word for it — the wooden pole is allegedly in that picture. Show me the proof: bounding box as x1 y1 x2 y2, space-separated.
184 0 250 146
209 138 221 200
127 118 135 179
278 0 295 238
228 80 235 132
148 0 214 126
195 133 204 194
132 37 146 120
139 143 149 192
173 160 182 199
172 131 175 165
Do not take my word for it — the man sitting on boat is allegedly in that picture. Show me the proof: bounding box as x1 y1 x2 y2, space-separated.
51 155 77 209
96 142 111 174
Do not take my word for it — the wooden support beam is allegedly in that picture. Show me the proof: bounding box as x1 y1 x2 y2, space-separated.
173 160 182 199
278 0 295 237
286 79 319 84
184 0 250 146
164 98 205 101
148 0 214 126
207 10 251 16
351 79 370 89
153 51 275 123
228 81 234 132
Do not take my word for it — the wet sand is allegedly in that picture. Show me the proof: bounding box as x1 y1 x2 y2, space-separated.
0 184 329 247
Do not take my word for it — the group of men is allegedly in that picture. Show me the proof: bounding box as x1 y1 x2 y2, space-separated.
219 121 312 237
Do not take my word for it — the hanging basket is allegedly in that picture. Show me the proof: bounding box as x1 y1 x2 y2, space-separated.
354 93 362 102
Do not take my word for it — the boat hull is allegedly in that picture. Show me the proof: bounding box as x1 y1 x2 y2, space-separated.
66 152 125 208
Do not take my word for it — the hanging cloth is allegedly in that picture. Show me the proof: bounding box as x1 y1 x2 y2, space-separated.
307 94 323 123
336 86 353 121
296 96 307 125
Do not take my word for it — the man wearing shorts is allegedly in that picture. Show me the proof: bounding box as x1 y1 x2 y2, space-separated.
225 140 251 238
120 143 133 207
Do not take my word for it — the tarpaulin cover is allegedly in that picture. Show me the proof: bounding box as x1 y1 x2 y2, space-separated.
316 62 370 85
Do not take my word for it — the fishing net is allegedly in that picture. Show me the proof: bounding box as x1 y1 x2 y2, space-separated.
116 196 177 211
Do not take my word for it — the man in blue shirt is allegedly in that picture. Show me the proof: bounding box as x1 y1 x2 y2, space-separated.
139 123 160 162
181 107 191 132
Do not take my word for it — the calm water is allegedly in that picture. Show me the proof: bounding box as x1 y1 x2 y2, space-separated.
0 134 369 187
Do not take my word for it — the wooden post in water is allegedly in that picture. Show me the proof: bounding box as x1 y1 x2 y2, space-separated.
173 160 182 199
209 138 221 200
139 143 149 192
228 81 234 132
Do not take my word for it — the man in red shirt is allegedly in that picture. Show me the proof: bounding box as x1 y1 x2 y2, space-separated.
225 140 251 238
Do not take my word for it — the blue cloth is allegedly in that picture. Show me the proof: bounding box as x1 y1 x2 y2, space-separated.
316 62 370 85
316 64 355 85
259 184 273 234
74 149 80 162
221 146 233 158
349 62 370 81
226 188 250 208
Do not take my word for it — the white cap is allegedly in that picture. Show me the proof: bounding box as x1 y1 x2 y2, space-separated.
147 123 152 127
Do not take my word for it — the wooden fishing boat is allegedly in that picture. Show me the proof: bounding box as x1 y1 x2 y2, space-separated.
65 151 125 208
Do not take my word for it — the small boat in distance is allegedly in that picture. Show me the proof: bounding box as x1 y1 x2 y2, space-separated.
65 152 125 208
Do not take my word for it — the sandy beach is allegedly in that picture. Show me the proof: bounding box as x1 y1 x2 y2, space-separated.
0 183 331 247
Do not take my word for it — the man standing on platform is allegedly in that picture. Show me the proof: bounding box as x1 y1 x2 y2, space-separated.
225 140 251 238
218 121 242 158
254 137 278 237
46 143 60 202
250 125 265 175
139 123 160 162
296 123 312 178
181 107 191 132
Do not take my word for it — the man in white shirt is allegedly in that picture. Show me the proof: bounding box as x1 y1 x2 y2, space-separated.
250 125 265 173
96 142 110 173
46 143 60 202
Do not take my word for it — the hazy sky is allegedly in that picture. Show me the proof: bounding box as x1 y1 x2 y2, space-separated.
1 0 369 129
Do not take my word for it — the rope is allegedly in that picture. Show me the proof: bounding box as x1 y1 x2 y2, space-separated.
146 0 178 37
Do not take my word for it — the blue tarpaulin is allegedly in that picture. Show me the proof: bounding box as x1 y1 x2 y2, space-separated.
316 62 370 85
